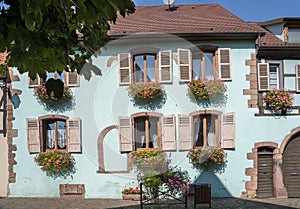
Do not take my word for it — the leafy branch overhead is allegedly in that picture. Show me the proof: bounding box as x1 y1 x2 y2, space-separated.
0 0 135 80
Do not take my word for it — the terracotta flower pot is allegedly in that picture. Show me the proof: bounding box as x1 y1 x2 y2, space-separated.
122 194 144 201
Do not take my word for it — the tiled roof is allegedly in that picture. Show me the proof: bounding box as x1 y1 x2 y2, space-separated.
108 4 264 36
249 22 300 47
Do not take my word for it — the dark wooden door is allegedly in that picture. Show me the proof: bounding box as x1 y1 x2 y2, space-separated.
257 153 274 198
283 137 300 197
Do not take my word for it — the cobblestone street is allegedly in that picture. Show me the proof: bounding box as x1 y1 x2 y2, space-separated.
1 197 300 209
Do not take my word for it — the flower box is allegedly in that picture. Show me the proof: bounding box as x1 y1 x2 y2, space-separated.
188 79 226 101
128 82 165 105
263 89 294 114
122 194 144 201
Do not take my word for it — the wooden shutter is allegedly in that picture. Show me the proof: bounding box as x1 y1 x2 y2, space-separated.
178 48 191 82
218 48 231 80
118 53 131 85
119 117 133 152
221 112 235 149
66 70 79 87
159 50 172 83
178 114 192 151
296 64 300 92
67 118 81 153
28 74 41 87
258 63 270 91
162 115 176 151
26 118 40 153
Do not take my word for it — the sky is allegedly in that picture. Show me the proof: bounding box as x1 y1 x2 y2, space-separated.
133 0 300 22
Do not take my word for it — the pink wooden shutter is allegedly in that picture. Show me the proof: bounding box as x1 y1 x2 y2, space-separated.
119 117 133 152
221 112 235 149
66 70 79 87
296 64 300 92
258 63 270 91
67 118 81 153
178 114 192 151
178 48 191 82
218 48 232 80
118 53 131 85
159 50 172 83
26 118 40 153
28 74 41 87
162 115 176 151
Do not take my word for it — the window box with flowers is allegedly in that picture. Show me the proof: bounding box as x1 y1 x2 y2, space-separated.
121 186 144 201
187 147 227 172
34 82 73 110
128 82 165 106
34 151 76 179
263 89 294 115
187 79 227 103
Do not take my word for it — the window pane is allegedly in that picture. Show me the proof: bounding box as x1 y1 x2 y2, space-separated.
206 115 217 147
46 122 55 149
192 52 202 80
149 117 158 148
134 55 144 82
57 120 66 149
204 53 214 79
288 28 300 43
194 116 204 146
135 117 146 149
269 64 279 89
146 55 156 82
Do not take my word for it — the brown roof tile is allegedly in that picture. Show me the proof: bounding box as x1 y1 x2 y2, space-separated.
109 4 264 36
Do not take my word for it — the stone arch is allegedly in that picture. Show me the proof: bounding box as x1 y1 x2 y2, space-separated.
97 125 130 173
279 126 300 154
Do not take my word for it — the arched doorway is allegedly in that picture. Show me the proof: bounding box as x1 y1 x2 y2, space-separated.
283 135 300 197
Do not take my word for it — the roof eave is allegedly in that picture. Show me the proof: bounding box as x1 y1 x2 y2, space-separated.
109 32 264 41
258 46 300 59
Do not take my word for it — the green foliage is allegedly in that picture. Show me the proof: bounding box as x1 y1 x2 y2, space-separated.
0 0 135 80
35 151 76 179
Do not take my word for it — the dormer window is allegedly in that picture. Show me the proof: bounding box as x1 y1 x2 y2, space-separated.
287 28 300 43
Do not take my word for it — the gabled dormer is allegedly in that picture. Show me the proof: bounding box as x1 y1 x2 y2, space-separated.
261 18 300 43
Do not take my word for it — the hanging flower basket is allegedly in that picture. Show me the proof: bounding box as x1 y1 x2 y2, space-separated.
263 89 294 114
34 82 73 107
128 82 165 105
187 79 226 101
187 147 226 171
34 151 76 179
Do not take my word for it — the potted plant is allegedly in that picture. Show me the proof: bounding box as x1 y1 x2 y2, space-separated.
128 82 165 105
34 82 73 108
188 79 226 101
187 147 226 171
263 89 294 115
34 151 76 179
121 186 144 201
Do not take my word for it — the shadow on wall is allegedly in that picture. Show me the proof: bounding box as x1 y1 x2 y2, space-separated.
193 170 232 198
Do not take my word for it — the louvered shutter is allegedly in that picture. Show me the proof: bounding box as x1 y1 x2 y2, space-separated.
118 53 131 85
119 117 133 152
26 118 40 153
159 50 172 83
258 63 270 91
218 48 231 80
221 112 235 149
296 65 300 92
28 74 41 87
66 70 79 87
162 115 176 151
178 49 191 82
67 118 81 153
178 114 192 151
